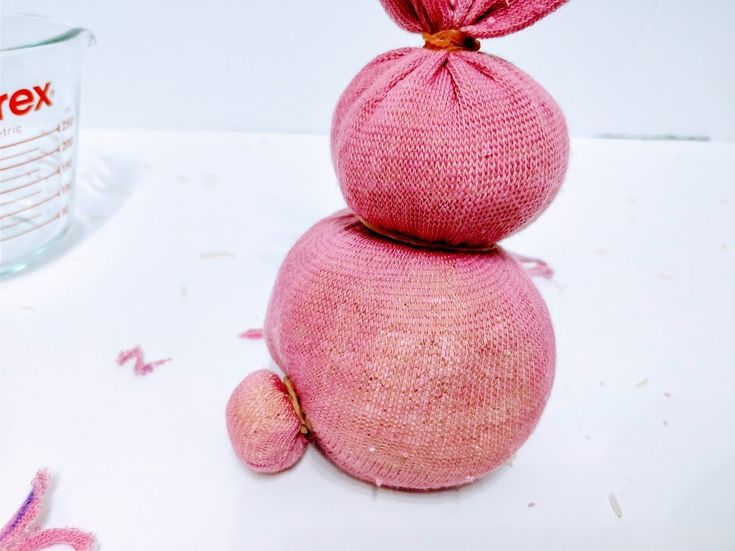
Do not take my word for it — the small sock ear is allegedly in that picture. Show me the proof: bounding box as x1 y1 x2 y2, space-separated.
226 370 308 473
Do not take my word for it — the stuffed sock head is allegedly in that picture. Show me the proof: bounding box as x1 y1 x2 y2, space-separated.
332 0 570 248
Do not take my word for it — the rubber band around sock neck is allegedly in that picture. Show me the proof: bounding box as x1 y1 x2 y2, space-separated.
359 217 497 253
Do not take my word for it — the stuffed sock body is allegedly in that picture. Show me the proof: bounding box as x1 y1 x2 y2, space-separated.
261 212 554 490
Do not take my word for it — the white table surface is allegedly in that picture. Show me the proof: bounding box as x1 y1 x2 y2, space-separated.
1 130 733 551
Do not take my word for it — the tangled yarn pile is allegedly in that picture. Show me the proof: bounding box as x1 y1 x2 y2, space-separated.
227 0 570 491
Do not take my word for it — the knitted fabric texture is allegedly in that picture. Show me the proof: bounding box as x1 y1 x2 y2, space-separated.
331 1 569 248
381 0 568 38
226 370 308 473
227 212 555 490
0 470 96 551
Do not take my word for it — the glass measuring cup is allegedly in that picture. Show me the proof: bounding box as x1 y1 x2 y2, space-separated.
0 14 94 276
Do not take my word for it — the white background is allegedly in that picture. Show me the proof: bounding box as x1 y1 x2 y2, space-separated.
2 0 735 140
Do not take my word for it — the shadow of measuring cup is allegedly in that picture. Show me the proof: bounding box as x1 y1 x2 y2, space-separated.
2 155 142 278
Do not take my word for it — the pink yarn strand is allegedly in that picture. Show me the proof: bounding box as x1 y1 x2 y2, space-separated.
239 328 264 340
0 470 48 544
117 346 171 376
17 529 96 551
0 470 96 551
513 253 554 279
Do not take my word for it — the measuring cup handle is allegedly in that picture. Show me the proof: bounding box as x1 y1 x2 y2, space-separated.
73 27 96 47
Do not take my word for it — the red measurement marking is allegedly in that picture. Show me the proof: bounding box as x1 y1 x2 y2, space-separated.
0 168 40 185
117 346 171 376
0 126 60 150
0 147 39 162
0 211 42 231
0 189 41 207
0 170 58 195
239 328 264 340
0 210 62 242
0 189 66 220
0 148 60 172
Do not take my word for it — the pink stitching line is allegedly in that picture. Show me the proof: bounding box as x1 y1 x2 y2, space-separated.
117 346 172 376
0 470 96 551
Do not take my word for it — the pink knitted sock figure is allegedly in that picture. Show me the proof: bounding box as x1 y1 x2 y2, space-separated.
0 470 95 551
227 212 555 490
332 0 570 248
227 0 571 492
